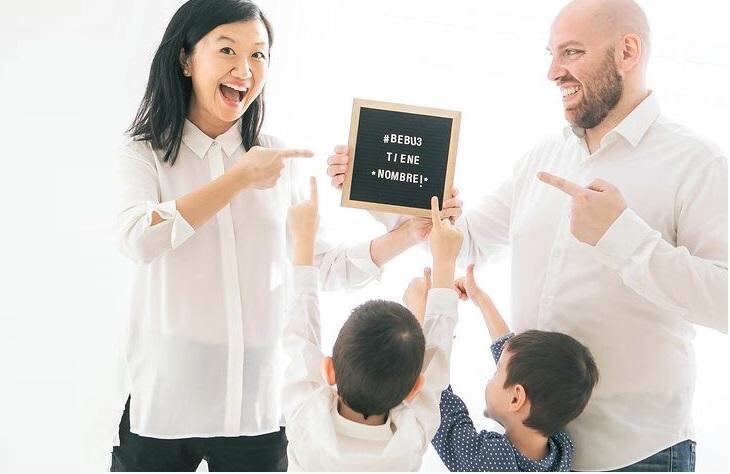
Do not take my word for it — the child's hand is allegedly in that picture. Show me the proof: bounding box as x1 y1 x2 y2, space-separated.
403 267 431 324
396 188 464 242
454 263 491 306
429 196 464 271
287 177 319 265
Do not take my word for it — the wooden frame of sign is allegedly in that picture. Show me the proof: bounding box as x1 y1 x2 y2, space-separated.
341 98 461 217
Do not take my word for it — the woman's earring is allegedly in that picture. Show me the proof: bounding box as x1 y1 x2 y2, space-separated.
183 69 190 77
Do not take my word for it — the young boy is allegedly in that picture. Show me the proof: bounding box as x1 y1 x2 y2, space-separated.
432 264 599 471
283 177 463 471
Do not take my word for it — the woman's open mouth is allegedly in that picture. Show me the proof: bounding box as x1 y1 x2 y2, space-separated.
219 83 249 108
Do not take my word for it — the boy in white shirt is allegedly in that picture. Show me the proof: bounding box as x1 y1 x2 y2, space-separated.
283 177 463 471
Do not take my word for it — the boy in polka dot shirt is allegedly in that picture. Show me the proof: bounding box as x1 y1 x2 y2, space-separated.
432 264 599 471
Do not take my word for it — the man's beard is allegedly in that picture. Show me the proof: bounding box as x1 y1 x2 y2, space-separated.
568 49 623 129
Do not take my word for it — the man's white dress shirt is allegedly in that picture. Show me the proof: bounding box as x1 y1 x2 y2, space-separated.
282 266 459 471
115 120 381 441
457 93 727 470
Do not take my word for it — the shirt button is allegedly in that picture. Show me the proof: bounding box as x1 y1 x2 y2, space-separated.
212 141 218 147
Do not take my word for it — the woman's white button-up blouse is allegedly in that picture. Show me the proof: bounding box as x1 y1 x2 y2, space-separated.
116 119 380 439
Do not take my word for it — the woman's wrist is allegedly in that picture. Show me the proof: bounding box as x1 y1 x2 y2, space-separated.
227 164 252 191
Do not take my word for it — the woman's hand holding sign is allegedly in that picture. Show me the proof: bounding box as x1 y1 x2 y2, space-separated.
327 145 350 189
537 172 627 246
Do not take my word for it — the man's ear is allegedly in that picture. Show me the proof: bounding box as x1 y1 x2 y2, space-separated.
618 33 642 72
507 384 529 411
404 374 425 402
322 356 336 386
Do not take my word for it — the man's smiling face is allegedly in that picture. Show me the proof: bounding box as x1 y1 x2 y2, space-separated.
545 6 624 129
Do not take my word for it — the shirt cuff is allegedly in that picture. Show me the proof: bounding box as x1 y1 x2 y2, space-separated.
593 208 656 272
425 288 459 321
368 210 409 231
349 240 383 279
292 265 319 293
490 332 514 362
145 200 195 249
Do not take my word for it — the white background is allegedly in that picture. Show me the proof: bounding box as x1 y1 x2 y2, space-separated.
0 0 727 472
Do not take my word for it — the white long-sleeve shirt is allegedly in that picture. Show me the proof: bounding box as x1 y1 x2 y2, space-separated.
115 119 381 440
282 266 459 471
457 93 727 470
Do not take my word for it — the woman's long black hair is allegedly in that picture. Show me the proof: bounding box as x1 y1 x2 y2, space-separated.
127 0 273 165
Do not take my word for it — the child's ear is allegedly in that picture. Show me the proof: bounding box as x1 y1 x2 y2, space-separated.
508 384 529 412
404 374 425 402
322 356 336 386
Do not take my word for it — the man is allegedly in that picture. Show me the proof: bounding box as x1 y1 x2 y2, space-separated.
327 0 727 470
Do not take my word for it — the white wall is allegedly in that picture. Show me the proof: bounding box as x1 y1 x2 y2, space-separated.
0 1 726 472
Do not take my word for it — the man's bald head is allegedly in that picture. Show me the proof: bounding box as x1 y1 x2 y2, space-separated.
546 0 652 129
554 0 651 63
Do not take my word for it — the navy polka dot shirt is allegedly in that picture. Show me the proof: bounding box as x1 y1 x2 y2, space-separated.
431 334 574 472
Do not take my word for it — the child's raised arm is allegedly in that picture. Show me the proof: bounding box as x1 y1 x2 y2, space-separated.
455 264 510 341
288 176 319 265
402 196 463 324
282 177 324 420
403 267 432 325
429 196 463 289
402 197 464 448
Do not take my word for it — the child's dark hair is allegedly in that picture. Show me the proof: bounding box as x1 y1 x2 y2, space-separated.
332 300 426 419
128 0 272 165
503 330 599 436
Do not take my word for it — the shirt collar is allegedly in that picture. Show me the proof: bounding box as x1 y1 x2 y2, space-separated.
182 119 243 159
331 401 395 442
562 91 660 148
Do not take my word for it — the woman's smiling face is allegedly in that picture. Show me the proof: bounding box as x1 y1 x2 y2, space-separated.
181 20 269 137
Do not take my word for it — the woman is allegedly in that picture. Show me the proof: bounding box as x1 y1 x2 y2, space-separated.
112 0 460 471
113 0 457 471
